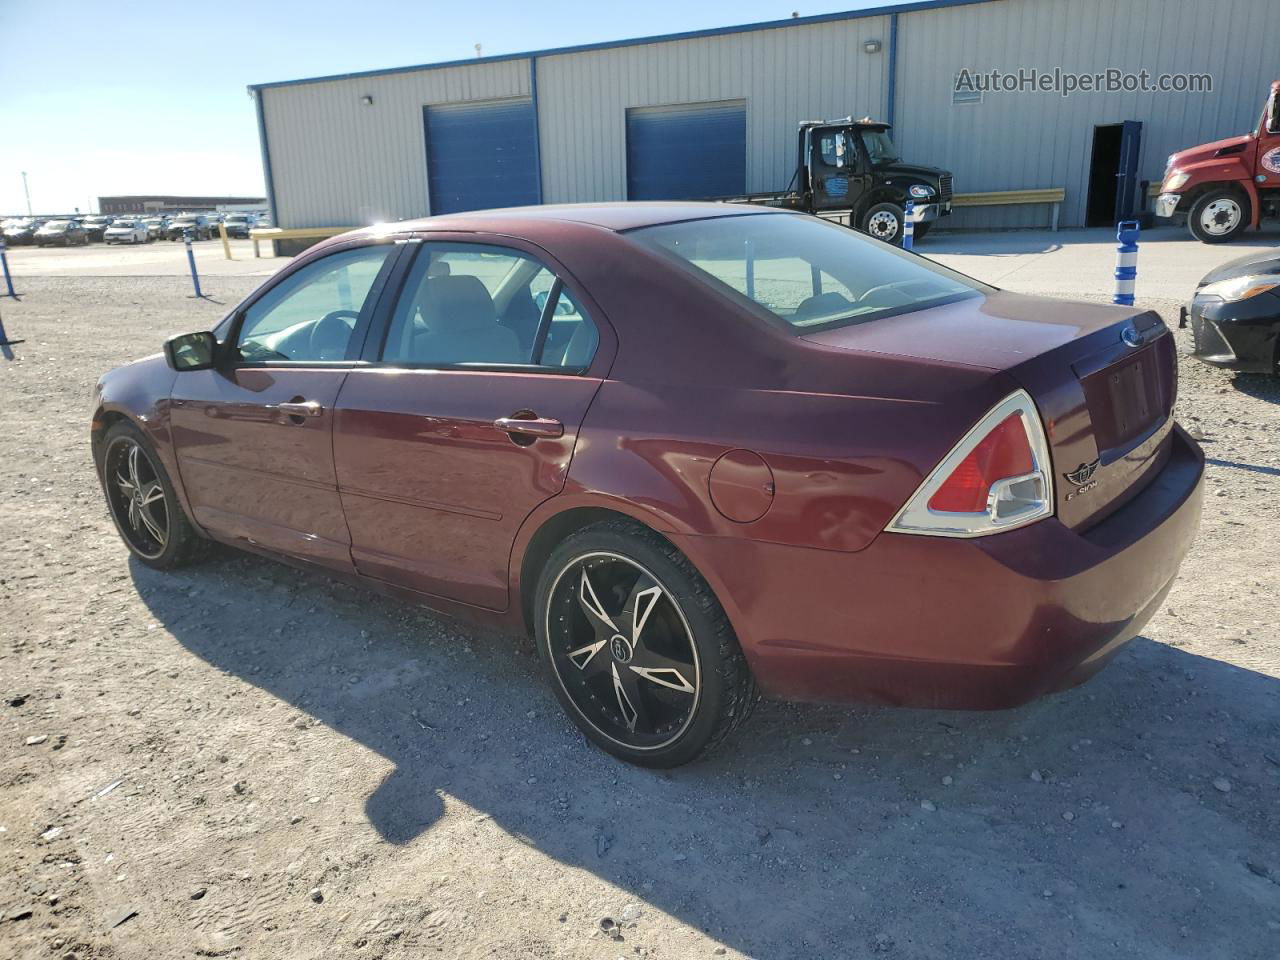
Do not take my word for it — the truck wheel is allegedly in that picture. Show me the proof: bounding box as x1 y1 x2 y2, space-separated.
1188 189 1249 243
862 202 905 245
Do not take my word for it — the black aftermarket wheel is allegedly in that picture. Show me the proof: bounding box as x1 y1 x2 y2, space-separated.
99 421 208 570
534 521 755 767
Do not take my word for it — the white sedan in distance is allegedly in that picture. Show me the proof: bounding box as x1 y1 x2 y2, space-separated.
104 218 152 244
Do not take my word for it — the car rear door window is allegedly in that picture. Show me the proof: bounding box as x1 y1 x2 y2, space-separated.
236 245 393 363
381 244 598 370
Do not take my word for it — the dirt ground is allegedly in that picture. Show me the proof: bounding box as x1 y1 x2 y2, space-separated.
1 269 1277 960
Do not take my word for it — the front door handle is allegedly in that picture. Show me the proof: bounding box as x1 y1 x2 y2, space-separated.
494 415 564 439
274 399 324 419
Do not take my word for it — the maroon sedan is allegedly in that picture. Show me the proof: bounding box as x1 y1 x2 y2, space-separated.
92 204 1204 766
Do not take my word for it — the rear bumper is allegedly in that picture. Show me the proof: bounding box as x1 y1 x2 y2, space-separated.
674 425 1204 709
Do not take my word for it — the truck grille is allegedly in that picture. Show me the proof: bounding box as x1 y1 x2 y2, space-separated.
938 175 953 201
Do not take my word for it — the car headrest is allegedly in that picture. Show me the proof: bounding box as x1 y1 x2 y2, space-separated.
418 275 496 332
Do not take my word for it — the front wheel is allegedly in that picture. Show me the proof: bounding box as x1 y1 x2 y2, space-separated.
99 421 208 570
534 521 755 767
1188 189 1249 243
861 202 905 245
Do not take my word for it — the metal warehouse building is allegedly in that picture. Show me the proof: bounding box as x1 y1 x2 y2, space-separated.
250 0 1276 233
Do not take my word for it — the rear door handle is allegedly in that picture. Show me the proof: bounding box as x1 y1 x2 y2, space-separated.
494 415 564 439
274 399 324 419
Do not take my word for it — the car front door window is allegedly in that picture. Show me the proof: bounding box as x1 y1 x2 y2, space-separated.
236 244 393 363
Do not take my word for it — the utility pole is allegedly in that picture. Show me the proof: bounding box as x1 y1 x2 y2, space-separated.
21 172 32 216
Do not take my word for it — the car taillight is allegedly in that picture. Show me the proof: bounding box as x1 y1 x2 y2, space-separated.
886 390 1054 538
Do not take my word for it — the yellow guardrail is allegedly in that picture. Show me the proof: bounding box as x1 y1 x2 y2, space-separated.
951 188 1067 231
249 226 352 258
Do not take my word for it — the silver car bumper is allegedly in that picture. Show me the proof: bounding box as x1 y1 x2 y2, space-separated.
907 201 949 223
1155 193 1182 218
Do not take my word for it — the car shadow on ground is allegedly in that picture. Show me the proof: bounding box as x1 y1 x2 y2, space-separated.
1232 371 1280 405
130 550 1279 958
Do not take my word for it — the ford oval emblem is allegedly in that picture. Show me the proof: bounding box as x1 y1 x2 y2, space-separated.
1121 324 1142 348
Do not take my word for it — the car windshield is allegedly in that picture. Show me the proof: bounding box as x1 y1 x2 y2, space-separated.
45 221 70 231
113 220 137 228
860 128 899 165
174 218 197 225
630 213 988 331
225 215 248 222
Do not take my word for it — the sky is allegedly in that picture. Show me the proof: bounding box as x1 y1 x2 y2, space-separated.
0 0 912 214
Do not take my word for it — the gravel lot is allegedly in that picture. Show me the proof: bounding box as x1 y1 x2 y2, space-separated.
1 266 1277 960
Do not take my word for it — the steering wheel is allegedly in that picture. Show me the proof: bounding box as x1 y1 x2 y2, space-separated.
307 309 360 361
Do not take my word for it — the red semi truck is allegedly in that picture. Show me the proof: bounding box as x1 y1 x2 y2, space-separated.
1156 81 1280 243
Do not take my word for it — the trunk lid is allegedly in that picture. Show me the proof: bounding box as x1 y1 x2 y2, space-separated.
801 291 1177 530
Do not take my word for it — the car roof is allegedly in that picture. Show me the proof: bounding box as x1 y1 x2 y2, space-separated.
383 201 786 235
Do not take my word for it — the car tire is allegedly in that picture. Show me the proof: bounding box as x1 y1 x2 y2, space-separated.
1187 189 1250 243
861 201 906 245
534 519 756 767
98 421 209 571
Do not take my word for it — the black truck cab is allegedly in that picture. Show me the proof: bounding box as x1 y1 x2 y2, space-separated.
733 118 953 244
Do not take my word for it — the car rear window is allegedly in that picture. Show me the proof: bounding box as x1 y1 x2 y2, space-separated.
629 212 990 331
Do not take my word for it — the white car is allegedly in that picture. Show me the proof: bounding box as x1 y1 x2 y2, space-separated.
104 218 151 245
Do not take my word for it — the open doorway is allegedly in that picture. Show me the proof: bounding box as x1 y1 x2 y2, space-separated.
1086 124 1122 226
1087 121 1143 226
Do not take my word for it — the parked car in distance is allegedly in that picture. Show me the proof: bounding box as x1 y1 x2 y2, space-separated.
166 215 211 240
104 217 151 245
36 219 89 246
91 203 1204 767
2 218 44 245
82 215 115 242
142 216 169 240
1181 249 1280 373
220 213 256 238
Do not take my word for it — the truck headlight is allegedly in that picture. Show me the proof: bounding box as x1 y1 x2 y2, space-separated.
1197 275 1280 302
1163 172 1189 192
908 184 934 199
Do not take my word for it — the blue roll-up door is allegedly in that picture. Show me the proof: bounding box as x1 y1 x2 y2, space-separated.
423 98 539 214
626 100 747 201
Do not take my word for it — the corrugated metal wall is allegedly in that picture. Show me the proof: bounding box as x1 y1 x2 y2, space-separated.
534 19 890 203
262 60 528 227
258 0 1278 230
895 0 1278 229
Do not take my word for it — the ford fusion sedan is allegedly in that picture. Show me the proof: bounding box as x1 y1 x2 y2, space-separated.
91 203 1204 767
1182 248 1280 373
36 219 89 246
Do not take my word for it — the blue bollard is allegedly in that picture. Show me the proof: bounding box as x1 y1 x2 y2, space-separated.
184 230 203 298
0 240 15 298
902 200 915 251
1113 220 1140 306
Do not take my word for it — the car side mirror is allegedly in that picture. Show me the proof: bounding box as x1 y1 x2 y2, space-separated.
164 331 218 371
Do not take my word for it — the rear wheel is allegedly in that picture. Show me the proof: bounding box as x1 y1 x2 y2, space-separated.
862 202 905 245
1188 189 1249 243
99 421 208 570
534 520 755 767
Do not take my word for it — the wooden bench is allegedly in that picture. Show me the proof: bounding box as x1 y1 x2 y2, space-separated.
949 188 1067 231
249 226 352 258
